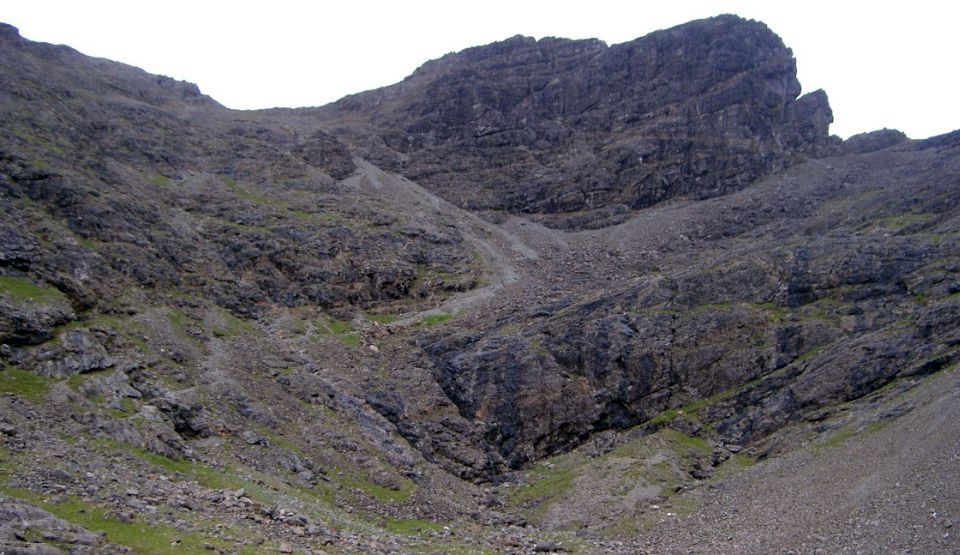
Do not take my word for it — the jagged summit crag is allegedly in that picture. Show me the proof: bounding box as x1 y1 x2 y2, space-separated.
320 15 836 228
1 15 959 555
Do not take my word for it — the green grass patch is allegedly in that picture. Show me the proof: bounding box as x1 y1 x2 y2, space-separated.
336 468 415 503
0 367 51 401
508 463 577 506
385 518 444 535
95 439 277 504
336 333 361 347
0 276 67 304
417 312 456 326
220 175 274 205
796 346 827 363
75 235 98 250
286 209 341 224
315 318 362 346
0 485 243 554
814 426 856 450
141 172 171 187
661 429 711 458
756 301 788 322
323 319 353 334
648 408 679 426
213 310 260 338
290 317 307 335
608 493 701 536
711 453 756 481
864 420 891 434
166 308 190 331
362 478 413 503
875 213 934 232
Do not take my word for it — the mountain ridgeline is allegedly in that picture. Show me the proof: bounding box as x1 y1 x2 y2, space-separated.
320 15 836 227
1 15 959 554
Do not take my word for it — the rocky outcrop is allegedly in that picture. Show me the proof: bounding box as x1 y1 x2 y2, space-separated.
0 23 483 326
841 128 908 154
322 15 839 227
30 329 115 378
423 137 960 467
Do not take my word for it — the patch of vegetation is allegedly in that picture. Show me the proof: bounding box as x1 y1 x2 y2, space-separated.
75 234 98 250
316 317 362 346
661 429 711 458
756 301 788 321
0 486 244 554
648 408 680 426
141 171 171 187
287 209 341 224
325 319 353 334
417 312 456 326
213 310 260 338
875 213 934 233
795 346 827 363
814 426 856 450
363 478 414 503
0 275 67 304
508 462 577 506
798 295 844 323
252 425 302 455
711 453 756 481
334 466 416 504
864 420 891 434
335 333 360 346
816 418 893 451
166 308 190 331
96 439 278 505
98 437 361 529
220 175 274 205
384 518 445 535
290 317 307 335
0 367 51 401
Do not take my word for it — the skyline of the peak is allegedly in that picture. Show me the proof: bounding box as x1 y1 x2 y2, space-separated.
2 0 958 139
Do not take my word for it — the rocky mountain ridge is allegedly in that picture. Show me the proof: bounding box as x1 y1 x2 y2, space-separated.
318 15 836 227
1 15 958 554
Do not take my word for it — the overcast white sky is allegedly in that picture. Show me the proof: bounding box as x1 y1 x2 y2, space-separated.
3 1 958 139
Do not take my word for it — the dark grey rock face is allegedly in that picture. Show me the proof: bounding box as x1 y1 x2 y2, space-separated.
322 15 839 227
422 138 960 468
32 329 115 378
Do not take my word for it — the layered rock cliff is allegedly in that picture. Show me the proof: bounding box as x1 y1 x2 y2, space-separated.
320 15 837 227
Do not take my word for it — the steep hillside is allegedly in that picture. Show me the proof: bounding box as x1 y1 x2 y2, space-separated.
1 15 959 555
